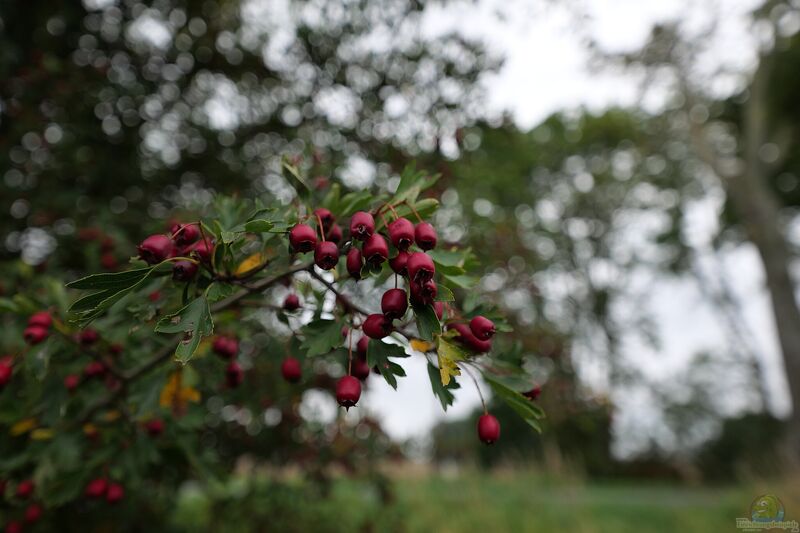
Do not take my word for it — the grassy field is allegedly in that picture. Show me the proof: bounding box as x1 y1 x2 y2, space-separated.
370 471 800 533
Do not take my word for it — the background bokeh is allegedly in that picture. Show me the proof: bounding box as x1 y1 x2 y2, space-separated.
3 0 800 531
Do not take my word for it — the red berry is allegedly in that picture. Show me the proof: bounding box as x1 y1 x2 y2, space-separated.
381 289 408 319
410 279 437 306
363 314 392 339
190 239 214 262
314 241 339 270
414 222 437 250
289 224 317 253
283 294 301 311
281 357 302 383
326 223 343 243
137 235 173 264
469 316 495 341
346 248 363 280
148 290 162 302
313 208 335 230
79 328 99 345
336 375 361 409
64 374 80 392
5 521 22 533
362 234 388 266
172 223 199 247
23 326 48 345
172 260 198 282
477 414 500 444
352 358 371 381
144 418 164 436
406 252 435 283
389 251 409 276
523 386 542 400
356 336 369 359
110 343 123 355
349 211 375 241
16 480 34 499
85 478 108 499
100 253 118 269
27 311 52 329
24 503 42 523
433 302 445 320
84 361 106 379
0 362 13 388
448 323 492 353
212 336 239 359
225 361 243 388
388 217 414 251
106 483 125 504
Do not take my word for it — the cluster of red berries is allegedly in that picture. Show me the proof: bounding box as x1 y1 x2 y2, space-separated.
136 222 212 281
77 227 118 270
1 479 42 533
22 310 52 346
84 477 125 504
212 335 243 388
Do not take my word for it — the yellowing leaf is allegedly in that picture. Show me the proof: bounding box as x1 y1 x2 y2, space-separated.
83 423 98 436
31 428 55 440
103 410 121 422
410 339 435 353
235 252 269 276
437 337 466 386
10 418 37 436
160 371 201 412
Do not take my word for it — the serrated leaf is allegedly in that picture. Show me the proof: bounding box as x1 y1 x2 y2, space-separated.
412 303 441 341
155 297 214 363
427 362 460 411
482 372 545 432
243 219 274 233
437 337 467 386
206 282 236 303
66 267 153 290
435 284 455 302
299 319 344 357
367 340 408 389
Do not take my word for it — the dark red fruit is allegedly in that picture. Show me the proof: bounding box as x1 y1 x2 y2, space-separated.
148 290 162 302
24 504 42 523
469 316 495 341
363 314 392 339
326 223 343 243
225 361 243 388
283 294 301 311
212 336 238 359
27 311 52 329
356 336 369 359
106 483 124 504
23 326 48 345
144 418 164 436
16 480 34 499
477 414 500 444
352 358 371 381
100 253 118 269
362 234 388 266
190 239 214 262
84 361 106 379
172 260 198 281
0 359 13 388
172 223 200 247
414 222 438 250
110 343 123 355
5 521 22 533
388 217 414 251
346 248 363 279
79 328 99 345
389 251 409 276
381 289 408 319
64 374 80 392
86 478 108 499
314 241 339 270
448 323 492 353
349 211 375 241
336 375 362 409
406 252 435 283
410 280 437 306
433 302 445 320
523 386 542 401
313 208 335 230
281 357 302 383
289 224 317 253
137 235 173 264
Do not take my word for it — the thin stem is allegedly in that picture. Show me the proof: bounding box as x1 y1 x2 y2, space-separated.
387 203 399 219
463 364 487 414
347 326 353 375
401 200 424 223
316 213 327 241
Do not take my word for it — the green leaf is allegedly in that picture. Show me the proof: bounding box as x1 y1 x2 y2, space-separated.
155 297 214 363
427 362 460 411
442 274 477 289
367 340 408 389
243 219 274 233
299 319 344 357
435 284 455 302
482 372 545 432
281 158 311 196
206 282 236 303
66 267 153 290
412 303 441 341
